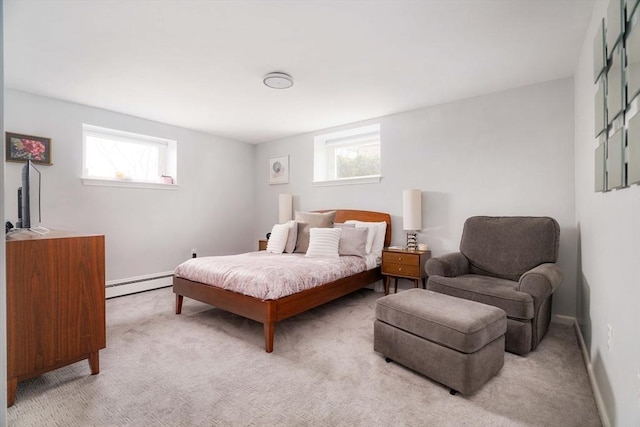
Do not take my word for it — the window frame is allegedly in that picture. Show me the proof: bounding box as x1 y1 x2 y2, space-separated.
81 124 178 190
313 123 382 186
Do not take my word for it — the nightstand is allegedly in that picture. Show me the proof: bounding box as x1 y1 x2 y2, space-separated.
258 239 268 251
381 248 431 295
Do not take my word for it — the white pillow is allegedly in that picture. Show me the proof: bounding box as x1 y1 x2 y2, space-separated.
305 227 342 258
266 223 289 254
333 223 356 229
284 220 298 253
344 220 387 257
369 221 387 256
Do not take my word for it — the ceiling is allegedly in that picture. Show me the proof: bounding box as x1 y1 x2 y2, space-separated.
4 0 595 144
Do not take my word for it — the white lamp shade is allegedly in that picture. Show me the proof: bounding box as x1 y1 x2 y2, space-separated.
278 194 293 223
402 189 422 231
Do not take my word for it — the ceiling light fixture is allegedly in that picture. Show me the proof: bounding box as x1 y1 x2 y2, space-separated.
263 72 294 89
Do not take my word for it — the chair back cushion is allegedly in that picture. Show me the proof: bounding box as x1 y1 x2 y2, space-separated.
460 216 560 281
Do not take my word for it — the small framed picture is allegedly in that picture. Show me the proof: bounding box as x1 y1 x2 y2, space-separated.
5 132 52 165
269 155 289 184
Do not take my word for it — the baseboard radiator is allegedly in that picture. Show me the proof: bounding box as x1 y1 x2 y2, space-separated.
105 271 174 299
107 274 382 298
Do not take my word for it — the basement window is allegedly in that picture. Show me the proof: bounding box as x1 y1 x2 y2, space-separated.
313 124 381 186
82 124 178 189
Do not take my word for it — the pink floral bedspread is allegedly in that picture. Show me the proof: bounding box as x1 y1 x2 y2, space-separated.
174 252 372 300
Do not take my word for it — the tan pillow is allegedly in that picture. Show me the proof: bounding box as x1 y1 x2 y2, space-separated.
284 220 298 253
338 226 369 257
344 220 387 257
294 211 337 253
333 223 356 229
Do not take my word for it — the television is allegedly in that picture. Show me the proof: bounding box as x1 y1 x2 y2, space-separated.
16 160 42 230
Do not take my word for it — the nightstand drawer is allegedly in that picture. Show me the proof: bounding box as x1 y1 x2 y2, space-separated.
382 251 420 266
382 263 420 278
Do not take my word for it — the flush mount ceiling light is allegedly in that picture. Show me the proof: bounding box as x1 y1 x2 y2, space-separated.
263 72 294 89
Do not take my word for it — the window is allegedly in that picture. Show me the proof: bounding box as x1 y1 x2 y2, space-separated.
82 124 177 189
313 124 381 186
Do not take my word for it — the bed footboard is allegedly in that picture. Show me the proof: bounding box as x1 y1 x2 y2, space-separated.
174 267 382 353
174 276 278 352
173 267 382 352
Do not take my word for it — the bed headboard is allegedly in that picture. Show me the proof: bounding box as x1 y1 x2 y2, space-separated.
315 209 392 247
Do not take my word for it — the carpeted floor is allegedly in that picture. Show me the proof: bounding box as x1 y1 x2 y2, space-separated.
9 286 601 426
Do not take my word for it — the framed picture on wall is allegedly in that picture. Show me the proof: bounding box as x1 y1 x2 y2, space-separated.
595 79 607 137
607 44 624 124
595 142 606 192
606 0 623 57
268 155 289 184
627 112 640 185
626 12 640 104
593 19 606 82
5 132 52 165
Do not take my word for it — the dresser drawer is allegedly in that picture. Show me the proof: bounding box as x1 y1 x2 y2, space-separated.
382 263 420 278
382 251 420 266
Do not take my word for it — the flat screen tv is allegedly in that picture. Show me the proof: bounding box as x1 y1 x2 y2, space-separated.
17 160 42 230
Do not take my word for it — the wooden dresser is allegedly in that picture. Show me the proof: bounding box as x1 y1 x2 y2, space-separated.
6 230 106 407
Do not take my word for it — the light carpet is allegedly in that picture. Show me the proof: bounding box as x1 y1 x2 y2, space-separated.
9 287 601 426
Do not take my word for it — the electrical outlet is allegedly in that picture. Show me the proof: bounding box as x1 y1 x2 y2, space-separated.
606 324 613 353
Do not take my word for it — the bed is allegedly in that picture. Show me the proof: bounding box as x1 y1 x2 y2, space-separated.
173 209 391 352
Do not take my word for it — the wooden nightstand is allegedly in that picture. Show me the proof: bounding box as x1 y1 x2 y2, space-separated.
381 248 431 295
258 239 268 251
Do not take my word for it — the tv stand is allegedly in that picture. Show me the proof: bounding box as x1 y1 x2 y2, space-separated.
6 230 106 407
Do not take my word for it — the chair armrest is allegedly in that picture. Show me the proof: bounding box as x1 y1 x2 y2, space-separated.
425 252 470 277
518 263 563 299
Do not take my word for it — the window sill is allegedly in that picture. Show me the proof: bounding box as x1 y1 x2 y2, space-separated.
313 175 382 187
81 177 179 190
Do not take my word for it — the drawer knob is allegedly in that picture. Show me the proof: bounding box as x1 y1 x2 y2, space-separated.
397 257 403 261
398 267 402 271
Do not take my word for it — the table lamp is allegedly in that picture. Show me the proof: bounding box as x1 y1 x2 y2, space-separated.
278 194 293 224
402 189 422 250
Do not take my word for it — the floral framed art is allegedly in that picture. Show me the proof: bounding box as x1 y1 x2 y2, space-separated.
5 132 52 165
269 154 289 184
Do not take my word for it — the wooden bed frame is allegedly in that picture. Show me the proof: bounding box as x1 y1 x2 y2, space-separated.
173 209 391 352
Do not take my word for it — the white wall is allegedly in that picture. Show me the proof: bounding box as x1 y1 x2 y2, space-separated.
1 2 8 420
4 90 256 282
574 1 640 426
255 78 577 317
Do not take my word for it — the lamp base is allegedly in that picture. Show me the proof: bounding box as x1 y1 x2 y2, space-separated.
406 232 417 251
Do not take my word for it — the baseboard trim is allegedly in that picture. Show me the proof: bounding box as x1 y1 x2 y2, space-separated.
551 314 575 325
106 271 174 299
562 315 611 427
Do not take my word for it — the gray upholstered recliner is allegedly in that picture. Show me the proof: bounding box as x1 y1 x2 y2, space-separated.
425 216 563 355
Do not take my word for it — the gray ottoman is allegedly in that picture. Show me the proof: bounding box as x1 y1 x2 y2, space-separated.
374 289 507 395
